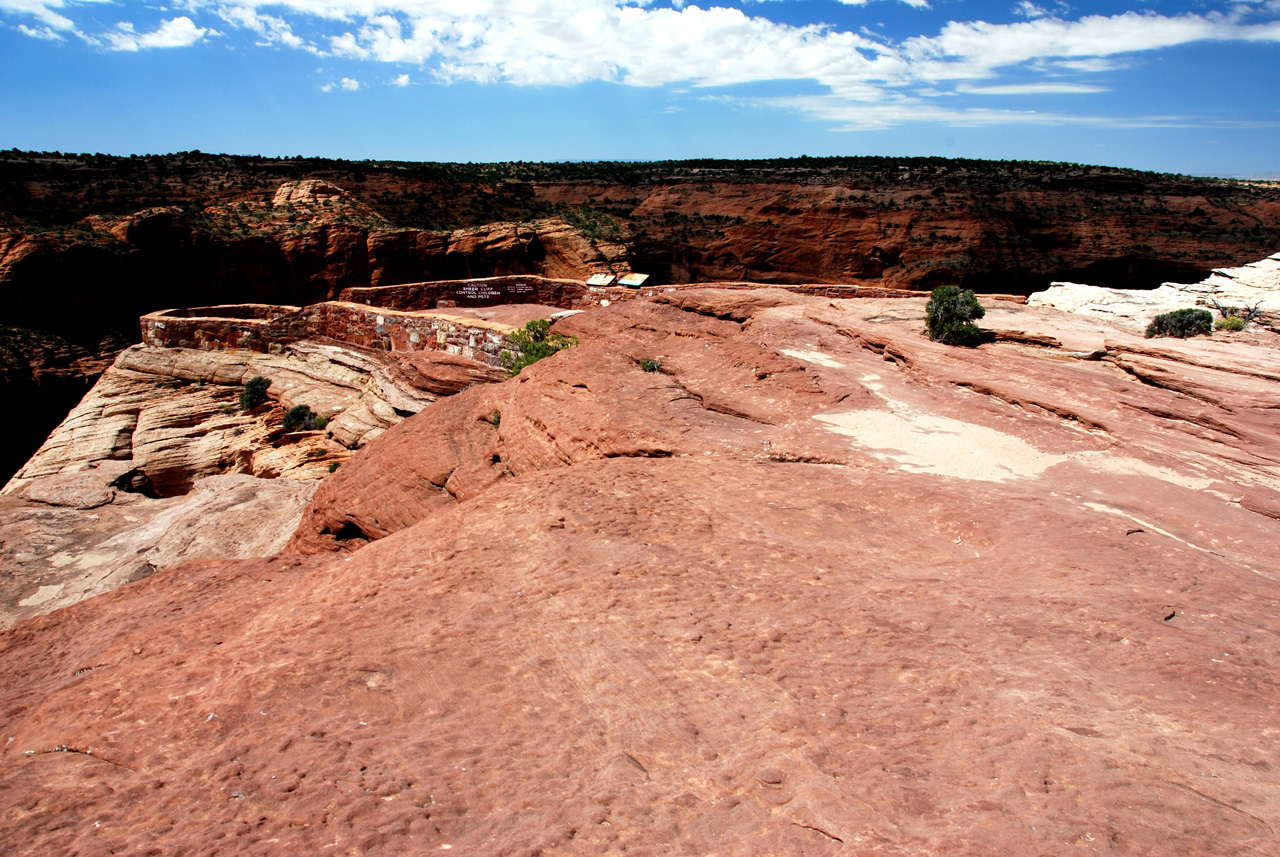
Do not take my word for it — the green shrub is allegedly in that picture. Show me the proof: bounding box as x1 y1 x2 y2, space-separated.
328 462 341 473
1210 298 1262 329
501 318 578 377
925 286 986 347
638 358 662 373
239 375 270 411
1145 308 1212 339
283 404 319 431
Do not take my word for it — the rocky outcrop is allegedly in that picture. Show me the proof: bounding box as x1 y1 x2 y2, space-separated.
272 179 348 206
3 291 1279 854
3 340 503 497
1030 251 1280 333
0 468 317 629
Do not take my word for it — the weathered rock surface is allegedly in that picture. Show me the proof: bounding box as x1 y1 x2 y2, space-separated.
3 340 502 497
1 291 1278 854
0 470 316 630
1030 251 1280 333
272 179 348 206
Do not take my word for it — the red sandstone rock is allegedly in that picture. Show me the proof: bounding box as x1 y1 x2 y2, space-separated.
390 351 506 396
2 291 1279 855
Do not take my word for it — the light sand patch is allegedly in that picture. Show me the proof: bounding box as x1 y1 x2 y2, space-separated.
780 348 845 369
1076 455 1214 491
819 406 1219 487
816 407 1064 482
19 584 65 608
48 551 114 570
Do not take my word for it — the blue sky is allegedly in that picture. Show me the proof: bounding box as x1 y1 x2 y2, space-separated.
2 1 1279 177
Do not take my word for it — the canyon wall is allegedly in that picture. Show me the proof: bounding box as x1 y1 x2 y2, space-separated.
5 152 1280 481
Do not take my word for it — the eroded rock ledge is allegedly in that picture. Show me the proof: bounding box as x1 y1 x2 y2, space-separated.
1030 251 1280 333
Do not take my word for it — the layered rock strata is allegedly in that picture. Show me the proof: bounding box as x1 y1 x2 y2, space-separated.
3 339 503 497
1030 251 1280 333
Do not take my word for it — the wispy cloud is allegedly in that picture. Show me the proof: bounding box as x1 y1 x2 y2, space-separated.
4 0 1280 130
761 92 1280 131
957 82 1108 95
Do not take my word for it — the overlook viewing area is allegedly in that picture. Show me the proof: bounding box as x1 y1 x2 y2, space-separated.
139 274 952 367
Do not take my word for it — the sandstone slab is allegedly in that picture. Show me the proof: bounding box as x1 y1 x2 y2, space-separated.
0 473 316 629
1030 251 1280 333
1 290 1278 855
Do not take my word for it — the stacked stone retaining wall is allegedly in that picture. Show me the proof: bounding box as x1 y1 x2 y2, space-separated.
340 276 602 310
141 302 521 367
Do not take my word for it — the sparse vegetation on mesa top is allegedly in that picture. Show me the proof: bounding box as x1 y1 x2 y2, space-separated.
501 319 578 377
925 286 987 347
4 148 1272 234
1146 308 1213 339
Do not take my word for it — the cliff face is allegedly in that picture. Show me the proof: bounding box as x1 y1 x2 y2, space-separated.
538 177 1280 291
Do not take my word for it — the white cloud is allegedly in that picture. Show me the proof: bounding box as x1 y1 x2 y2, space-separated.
17 22 64 38
105 16 209 51
836 0 931 7
957 82 1108 95
7 1 1280 131
172 2 1280 97
214 5 302 47
0 0 112 32
762 92 1278 131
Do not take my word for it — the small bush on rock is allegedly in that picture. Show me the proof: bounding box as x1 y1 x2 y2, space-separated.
283 404 321 431
925 286 986 347
1145 308 1212 339
239 375 270 411
639 358 662 373
1210 298 1262 330
502 318 578 377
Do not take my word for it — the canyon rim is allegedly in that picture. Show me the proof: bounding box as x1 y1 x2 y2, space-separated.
0 158 1278 856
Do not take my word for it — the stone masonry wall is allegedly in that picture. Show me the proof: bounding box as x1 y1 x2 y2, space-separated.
141 302 520 368
310 303 515 367
339 276 598 310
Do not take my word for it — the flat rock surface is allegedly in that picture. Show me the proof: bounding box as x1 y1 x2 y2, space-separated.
1030 251 1280 333
0 473 317 630
2 291 1278 855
